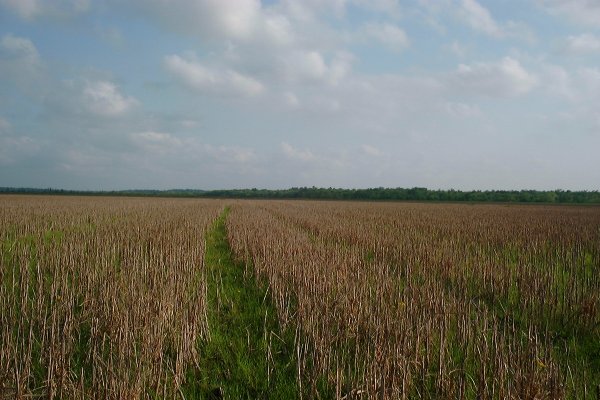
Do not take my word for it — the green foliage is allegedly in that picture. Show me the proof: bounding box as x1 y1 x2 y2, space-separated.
3 186 600 203
182 208 300 399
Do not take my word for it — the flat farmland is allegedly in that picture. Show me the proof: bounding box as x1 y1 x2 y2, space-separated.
0 196 223 398
228 200 600 399
2 196 599 399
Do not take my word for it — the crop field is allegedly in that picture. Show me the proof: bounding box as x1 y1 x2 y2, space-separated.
1 196 599 399
0 196 223 398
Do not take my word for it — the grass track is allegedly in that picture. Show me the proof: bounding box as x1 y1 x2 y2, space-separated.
182 207 299 399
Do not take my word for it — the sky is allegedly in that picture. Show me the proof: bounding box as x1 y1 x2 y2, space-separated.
0 0 599 191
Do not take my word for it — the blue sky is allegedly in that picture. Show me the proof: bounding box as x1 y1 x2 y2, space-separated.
1 0 599 190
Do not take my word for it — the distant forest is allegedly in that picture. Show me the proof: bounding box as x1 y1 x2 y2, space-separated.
2 186 600 204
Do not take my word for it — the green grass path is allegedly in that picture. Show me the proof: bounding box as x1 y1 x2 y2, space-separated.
182 207 299 399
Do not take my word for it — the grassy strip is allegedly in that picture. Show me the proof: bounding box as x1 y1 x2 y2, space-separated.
182 207 299 399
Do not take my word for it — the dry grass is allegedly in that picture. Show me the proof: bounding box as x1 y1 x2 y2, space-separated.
0 195 222 399
227 200 600 399
2 196 599 399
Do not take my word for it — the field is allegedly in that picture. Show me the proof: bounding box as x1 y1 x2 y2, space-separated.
1 196 599 399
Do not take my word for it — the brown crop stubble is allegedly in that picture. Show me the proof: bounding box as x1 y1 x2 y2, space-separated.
227 200 600 399
0 195 223 399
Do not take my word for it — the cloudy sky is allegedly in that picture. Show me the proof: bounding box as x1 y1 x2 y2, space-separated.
1 0 599 190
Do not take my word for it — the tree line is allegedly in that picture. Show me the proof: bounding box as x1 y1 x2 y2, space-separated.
2 186 600 204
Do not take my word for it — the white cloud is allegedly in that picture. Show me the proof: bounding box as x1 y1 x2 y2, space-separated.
121 0 294 46
566 33 600 53
96 26 125 48
578 67 600 95
180 119 199 128
284 50 327 81
460 0 502 37
131 131 182 154
261 11 295 46
281 50 352 85
354 0 402 16
538 0 600 27
0 34 40 72
0 117 10 133
0 134 40 165
361 144 383 157
360 22 409 51
126 0 258 38
445 102 481 118
1 34 39 62
228 71 265 96
130 130 257 165
275 0 346 23
541 65 576 100
459 0 534 42
164 54 264 96
540 65 600 106
281 142 315 162
0 0 90 20
278 0 402 21
59 148 111 173
1 0 38 19
448 41 467 57
204 144 257 164
0 34 42 83
450 57 537 97
83 80 138 116
284 92 300 108
203 0 261 39
165 55 217 87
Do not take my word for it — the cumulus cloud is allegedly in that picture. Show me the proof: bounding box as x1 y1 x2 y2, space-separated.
538 0 600 27
565 33 600 53
355 0 402 16
131 131 182 154
277 0 402 22
0 34 45 95
448 41 467 57
3 0 600 190
541 65 600 103
204 144 257 164
445 102 481 118
0 34 41 79
578 67 600 95
59 147 111 173
83 80 138 117
449 57 537 97
1 34 39 62
360 22 409 51
0 135 40 165
281 142 315 162
119 0 294 46
0 117 9 133
164 54 264 96
0 0 90 20
95 26 125 48
459 0 534 42
280 50 352 85
288 51 327 81
540 65 576 100
0 117 40 165
197 0 261 39
460 0 502 37
361 144 383 157
130 129 258 165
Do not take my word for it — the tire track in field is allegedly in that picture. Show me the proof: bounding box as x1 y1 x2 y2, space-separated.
182 207 299 399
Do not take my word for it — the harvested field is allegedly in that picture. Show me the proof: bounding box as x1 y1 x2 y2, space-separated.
227 201 600 399
1 196 599 399
0 196 223 398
